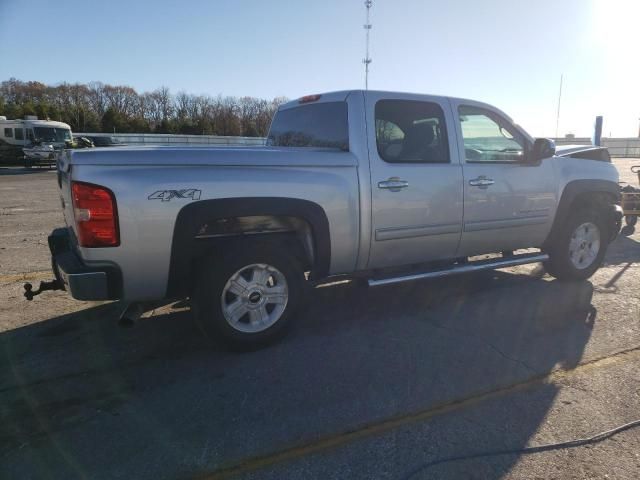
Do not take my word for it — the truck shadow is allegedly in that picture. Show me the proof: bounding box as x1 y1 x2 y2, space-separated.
0 270 595 479
604 231 640 265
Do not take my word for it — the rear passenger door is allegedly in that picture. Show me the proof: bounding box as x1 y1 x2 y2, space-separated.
366 93 463 269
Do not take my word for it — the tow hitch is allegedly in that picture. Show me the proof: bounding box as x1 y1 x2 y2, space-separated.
23 279 64 300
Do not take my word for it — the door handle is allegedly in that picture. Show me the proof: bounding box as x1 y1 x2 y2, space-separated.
469 176 495 188
378 177 409 191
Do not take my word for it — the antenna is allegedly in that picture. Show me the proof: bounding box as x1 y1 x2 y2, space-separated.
555 74 563 138
363 0 372 90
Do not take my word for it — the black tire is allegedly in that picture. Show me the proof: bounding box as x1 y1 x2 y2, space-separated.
544 208 609 281
192 240 305 351
625 215 638 227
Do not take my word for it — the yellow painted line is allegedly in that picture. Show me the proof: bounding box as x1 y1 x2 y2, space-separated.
194 346 640 480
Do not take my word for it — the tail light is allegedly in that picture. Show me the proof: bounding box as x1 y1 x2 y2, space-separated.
71 181 119 247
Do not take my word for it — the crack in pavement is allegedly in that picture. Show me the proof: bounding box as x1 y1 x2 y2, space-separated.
422 318 537 375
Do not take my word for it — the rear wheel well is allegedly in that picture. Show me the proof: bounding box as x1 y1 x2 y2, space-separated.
192 215 315 272
166 197 331 299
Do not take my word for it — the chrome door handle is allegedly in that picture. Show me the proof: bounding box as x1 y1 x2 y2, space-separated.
378 177 409 191
469 176 495 188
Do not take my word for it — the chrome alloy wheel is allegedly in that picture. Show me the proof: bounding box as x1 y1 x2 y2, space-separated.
569 222 601 270
221 263 289 333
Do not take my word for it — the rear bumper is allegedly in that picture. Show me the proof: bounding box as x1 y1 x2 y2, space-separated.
49 228 122 301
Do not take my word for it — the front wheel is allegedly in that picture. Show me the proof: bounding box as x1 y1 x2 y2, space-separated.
545 209 608 281
192 241 305 350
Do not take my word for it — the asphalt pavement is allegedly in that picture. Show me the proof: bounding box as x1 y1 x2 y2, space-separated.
1 161 639 479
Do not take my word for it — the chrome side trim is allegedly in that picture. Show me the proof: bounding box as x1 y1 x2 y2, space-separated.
375 223 461 241
368 253 549 287
463 215 549 232
195 229 291 239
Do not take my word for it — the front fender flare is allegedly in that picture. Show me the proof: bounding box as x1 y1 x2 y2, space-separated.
544 179 620 247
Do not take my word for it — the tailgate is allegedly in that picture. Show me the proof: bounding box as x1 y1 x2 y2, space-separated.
57 151 76 231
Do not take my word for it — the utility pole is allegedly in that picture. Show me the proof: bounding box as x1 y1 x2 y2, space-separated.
555 74 563 139
363 0 372 90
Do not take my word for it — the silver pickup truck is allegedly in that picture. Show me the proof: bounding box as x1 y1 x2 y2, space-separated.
40 90 622 349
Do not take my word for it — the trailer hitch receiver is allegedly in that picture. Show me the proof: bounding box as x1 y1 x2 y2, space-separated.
24 280 64 300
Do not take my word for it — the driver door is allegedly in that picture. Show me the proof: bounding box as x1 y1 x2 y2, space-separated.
451 101 558 256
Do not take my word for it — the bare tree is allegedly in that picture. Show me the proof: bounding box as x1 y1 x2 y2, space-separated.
87 82 107 117
0 78 288 136
153 86 173 121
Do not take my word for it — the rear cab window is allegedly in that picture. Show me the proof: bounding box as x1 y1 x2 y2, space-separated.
267 101 349 151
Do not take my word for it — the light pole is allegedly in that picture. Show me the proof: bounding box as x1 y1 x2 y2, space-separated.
555 74 563 139
363 1 372 90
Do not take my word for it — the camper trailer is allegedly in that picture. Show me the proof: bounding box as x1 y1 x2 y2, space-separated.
0 116 73 165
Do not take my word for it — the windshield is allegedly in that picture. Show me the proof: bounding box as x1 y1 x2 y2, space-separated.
33 127 72 143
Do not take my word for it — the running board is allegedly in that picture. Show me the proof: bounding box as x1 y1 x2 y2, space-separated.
368 253 549 287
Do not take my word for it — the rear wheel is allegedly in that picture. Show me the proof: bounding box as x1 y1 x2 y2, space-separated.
545 209 608 281
192 241 305 350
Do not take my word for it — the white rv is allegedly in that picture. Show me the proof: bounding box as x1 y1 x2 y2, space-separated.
0 116 73 164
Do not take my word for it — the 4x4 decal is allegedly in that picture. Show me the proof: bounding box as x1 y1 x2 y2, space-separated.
148 189 202 202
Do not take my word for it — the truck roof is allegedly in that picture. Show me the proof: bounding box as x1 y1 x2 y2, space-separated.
280 89 499 106
279 89 520 135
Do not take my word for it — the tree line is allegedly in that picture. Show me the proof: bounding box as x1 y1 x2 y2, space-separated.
0 78 288 137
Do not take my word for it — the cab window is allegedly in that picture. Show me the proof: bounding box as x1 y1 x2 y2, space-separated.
267 102 349 151
375 100 449 163
4 128 13 138
458 106 525 163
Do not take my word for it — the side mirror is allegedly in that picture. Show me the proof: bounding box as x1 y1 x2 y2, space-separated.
530 138 556 162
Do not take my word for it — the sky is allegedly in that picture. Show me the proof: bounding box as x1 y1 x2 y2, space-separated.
1 0 638 137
